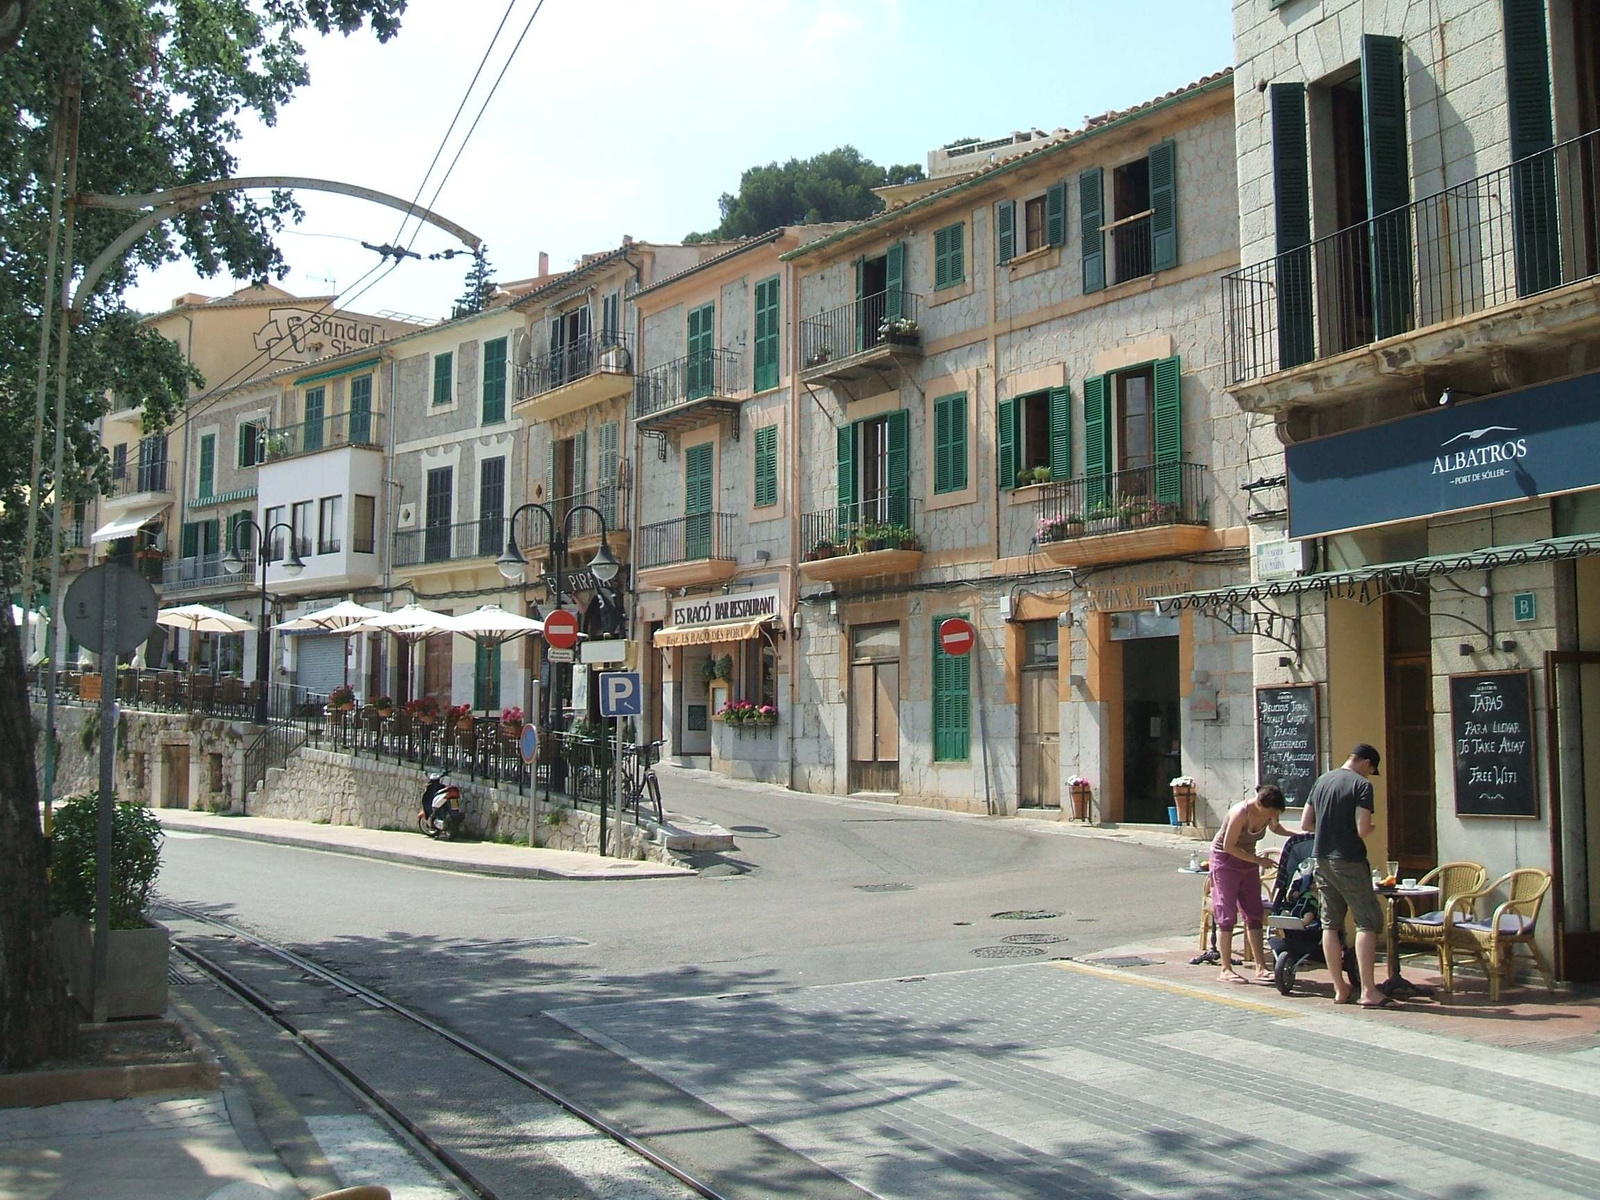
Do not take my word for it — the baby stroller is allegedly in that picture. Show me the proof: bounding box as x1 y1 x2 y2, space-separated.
1267 832 1358 996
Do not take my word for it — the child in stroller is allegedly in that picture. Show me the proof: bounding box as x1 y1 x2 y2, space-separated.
1267 832 1359 995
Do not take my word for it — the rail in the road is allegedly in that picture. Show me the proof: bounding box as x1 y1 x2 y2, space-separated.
159 901 722 1200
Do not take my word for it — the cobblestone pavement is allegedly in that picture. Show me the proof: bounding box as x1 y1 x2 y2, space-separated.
549 960 1600 1200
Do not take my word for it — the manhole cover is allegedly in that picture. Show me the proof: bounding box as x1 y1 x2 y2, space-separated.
1090 956 1158 968
1001 933 1067 945
855 883 915 892
972 945 1046 958
991 909 1062 921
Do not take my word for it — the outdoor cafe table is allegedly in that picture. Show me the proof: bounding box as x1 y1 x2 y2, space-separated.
1378 882 1441 1000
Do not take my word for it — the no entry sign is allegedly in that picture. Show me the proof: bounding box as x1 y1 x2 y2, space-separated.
543 608 580 650
938 616 976 657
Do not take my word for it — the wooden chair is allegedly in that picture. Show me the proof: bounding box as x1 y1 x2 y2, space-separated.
192 674 216 713
139 674 159 707
1393 860 1488 987
1443 868 1555 1002
218 676 242 715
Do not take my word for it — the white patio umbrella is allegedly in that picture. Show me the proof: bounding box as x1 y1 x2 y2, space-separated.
445 604 544 716
345 604 456 704
273 600 388 689
156 604 256 700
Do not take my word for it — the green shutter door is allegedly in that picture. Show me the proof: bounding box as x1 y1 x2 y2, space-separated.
932 614 971 762
201 518 220 558
482 339 507 422
350 375 373 442
181 522 199 559
997 201 1016 264
1082 374 1110 510
1362 34 1413 340
1048 386 1072 483
885 241 906 322
1152 357 1183 507
934 393 967 494
836 421 856 522
1079 167 1105 293
598 421 619 525
853 256 868 352
475 642 501 711
1148 139 1178 272
1271 83 1315 370
754 424 777 507
685 441 713 559
303 388 325 452
753 276 780 392
198 434 215 499
1504 0 1559 295
1046 181 1066 247
686 304 714 399
433 352 452 406
997 397 1017 491
885 409 909 526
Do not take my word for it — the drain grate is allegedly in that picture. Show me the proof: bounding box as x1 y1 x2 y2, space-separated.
972 945 1047 958
855 883 915 893
168 962 204 985
1090 955 1158 968
991 909 1062 921
1001 933 1067 945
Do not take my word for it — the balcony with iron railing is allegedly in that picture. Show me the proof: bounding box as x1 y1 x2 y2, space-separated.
798 290 922 392
393 517 506 571
515 330 634 421
1030 461 1211 566
163 554 256 593
1223 130 1600 407
262 409 385 461
516 483 631 564
799 495 924 583
636 512 739 590
635 349 744 436
106 460 172 501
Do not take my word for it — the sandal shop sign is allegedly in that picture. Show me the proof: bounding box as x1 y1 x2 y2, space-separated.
669 587 781 628
1285 368 1600 539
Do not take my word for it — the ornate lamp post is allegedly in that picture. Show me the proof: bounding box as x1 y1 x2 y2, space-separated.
222 517 303 723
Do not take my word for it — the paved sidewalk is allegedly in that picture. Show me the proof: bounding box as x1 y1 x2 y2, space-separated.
152 808 697 880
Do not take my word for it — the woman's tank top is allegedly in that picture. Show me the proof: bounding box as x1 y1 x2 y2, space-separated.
1211 802 1266 854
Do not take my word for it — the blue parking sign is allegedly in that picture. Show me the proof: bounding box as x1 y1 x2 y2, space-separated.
599 671 642 718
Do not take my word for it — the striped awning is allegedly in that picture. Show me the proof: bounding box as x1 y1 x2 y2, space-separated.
187 487 257 511
653 617 770 648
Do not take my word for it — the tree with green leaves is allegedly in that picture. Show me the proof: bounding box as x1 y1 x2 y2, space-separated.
453 245 497 318
685 146 924 243
0 0 407 1072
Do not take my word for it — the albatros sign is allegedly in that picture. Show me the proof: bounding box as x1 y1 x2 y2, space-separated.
670 587 781 628
1285 369 1600 539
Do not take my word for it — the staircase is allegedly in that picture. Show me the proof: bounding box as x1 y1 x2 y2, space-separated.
240 685 327 811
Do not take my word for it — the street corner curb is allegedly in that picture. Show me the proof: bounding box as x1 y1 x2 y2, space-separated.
0 1015 222 1109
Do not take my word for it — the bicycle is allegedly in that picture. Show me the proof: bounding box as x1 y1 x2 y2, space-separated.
620 739 665 823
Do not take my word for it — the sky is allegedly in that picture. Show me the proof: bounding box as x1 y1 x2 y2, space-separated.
125 0 1236 323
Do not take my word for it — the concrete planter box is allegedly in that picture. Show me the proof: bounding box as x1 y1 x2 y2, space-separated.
52 915 170 1020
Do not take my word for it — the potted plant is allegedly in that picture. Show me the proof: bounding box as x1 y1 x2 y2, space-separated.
720 699 755 726
500 704 525 738
374 694 395 718
755 704 779 726
264 432 290 459
404 695 439 725
1066 775 1093 822
449 702 474 733
328 683 356 712
715 654 734 682
50 793 169 1019
807 346 834 366
1030 466 1053 485
878 316 920 345
806 539 836 562
1170 775 1198 825
1037 514 1073 544
700 658 720 686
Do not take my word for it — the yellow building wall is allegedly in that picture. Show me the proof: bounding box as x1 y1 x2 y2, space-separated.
1327 597 1389 867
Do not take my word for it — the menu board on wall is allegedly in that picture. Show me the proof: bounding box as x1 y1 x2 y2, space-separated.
1450 671 1537 818
1256 685 1320 806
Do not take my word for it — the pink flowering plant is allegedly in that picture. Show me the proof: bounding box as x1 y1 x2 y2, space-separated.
720 699 757 725
500 705 525 728
756 704 779 725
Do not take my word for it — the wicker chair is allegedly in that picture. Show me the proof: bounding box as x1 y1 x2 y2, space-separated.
1442 868 1555 1002
1393 861 1489 987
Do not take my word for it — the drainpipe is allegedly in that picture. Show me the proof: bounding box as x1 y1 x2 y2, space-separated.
785 260 800 793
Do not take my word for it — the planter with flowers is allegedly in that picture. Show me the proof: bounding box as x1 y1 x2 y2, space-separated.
1169 775 1198 825
328 683 356 712
448 703 474 735
374 695 395 718
500 705 525 739
1066 775 1093 822
404 695 439 725
878 316 920 347
720 699 777 737
754 704 778 727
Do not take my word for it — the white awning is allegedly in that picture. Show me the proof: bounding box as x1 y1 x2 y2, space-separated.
89 502 168 544
653 617 771 648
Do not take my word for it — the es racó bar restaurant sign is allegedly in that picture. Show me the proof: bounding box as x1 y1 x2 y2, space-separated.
669 587 780 628
1285 369 1600 539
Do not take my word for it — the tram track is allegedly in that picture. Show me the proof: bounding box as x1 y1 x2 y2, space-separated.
159 900 725 1200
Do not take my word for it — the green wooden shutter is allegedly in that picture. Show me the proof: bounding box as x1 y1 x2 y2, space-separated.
349 375 372 442
997 201 1016 264
685 441 713 559
598 421 619 524
1082 374 1110 510
885 241 906 320
572 427 587 498
1148 139 1178 272
754 424 778 508
1504 0 1559 295
181 521 199 559
303 387 325 451
482 338 507 423
753 275 780 391
1079 167 1105 293
1271 83 1315 370
853 256 868 351
997 396 1017 491
885 408 909 525
687 303 714 398
934 392 967 494
433 352 452 405
1046 181 1066 247
1361 33 1413 340
836 421 856 517
198 434 215 499
236 422 257 468
1152 356 1183 507
1048 385 1072 483
201 518 220 558
934 224 964 289
474 641 501 711
932 613 971 762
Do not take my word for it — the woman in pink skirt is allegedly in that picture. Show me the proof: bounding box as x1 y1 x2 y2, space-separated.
1210 783 1289 983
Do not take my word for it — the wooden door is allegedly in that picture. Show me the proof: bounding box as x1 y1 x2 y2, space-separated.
1020 667 1061 808
1384 594 1437 874
425 611 453 707
849 623 900 793
163 744 190 809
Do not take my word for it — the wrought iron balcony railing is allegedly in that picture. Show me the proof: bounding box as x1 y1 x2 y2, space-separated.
1032 462 1209 543
263 409 385 460
109 461 171 496
1224 129 1600 385
517 330 633 401
799 289 922 370
635 349 743 419
638 512 737 568
513 484 630 548
163 555 255 592
800 495 922 557
393 517 506 569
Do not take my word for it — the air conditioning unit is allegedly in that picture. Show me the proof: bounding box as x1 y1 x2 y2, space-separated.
397 503 417 530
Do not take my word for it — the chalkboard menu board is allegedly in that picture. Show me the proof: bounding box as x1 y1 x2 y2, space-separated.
1450 671 1537 818
1256 685 1320 806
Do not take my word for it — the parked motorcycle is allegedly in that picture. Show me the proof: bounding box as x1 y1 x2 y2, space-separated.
417 772 464 840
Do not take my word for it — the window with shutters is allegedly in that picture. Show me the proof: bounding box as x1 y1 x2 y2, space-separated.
933 392 967 494
474 641 501 711
302 387 325 452
111 443 127 480
482 337 508 423
752 275 780 392
998 388 1071 489
432 351 454 407
478 457 505 555
933 222 965 290
753 424 778 508
1024 196 1048 252
1083 357 1183 510
237 420 263 468
424 467 452 562
597 421 619 525
1111 157 1154 282
349 375 373 443
198 434 215 499
931 612 972 762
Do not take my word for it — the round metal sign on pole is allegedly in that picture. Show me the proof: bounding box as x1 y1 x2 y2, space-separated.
519 724 540 765
937 616 977 657
544 608 580 650
64 563 159 656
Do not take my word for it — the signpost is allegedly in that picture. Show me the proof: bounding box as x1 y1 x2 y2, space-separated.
937 616 976 657
600 672 642 856
543 608 579 650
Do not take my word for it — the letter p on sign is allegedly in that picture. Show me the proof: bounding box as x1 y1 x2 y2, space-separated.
600 671 643 718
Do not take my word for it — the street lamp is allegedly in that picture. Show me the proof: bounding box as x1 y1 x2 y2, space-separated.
223 518 303 723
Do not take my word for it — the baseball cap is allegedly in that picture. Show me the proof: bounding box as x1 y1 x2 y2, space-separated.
1351 743 1381 775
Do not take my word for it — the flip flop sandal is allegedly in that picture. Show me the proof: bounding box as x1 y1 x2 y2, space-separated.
1358 996 1396 1009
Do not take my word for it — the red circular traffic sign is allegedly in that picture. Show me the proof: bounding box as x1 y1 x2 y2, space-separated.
543 608 580 650
938 617 976 657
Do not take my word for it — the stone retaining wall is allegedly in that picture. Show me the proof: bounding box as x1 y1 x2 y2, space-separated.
36 703 249 811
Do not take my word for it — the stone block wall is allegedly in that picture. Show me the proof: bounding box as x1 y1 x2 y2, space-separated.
37 702 250 811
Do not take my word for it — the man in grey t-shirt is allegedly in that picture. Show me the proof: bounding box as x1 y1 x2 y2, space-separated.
1300 744 1387 1007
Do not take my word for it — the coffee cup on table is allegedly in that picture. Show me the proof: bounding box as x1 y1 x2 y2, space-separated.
1402 877 1419 889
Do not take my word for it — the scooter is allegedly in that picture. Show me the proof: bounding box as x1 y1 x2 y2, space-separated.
417 771 463 840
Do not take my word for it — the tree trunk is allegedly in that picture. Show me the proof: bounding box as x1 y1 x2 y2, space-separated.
0 604 77 1069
